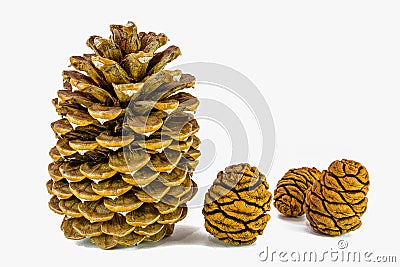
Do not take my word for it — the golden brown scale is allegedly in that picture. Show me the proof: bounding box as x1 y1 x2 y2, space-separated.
274 167 321 217
303 159 370 236
46 21 201 249
202 163 272 245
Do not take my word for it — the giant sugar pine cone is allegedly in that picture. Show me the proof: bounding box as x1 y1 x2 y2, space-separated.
46 21 201 249
274 167 321 217
303 159 370 236
202 164 272 245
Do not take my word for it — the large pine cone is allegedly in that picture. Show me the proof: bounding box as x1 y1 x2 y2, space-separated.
273 167 321 216
202 164 272 245
47 22 200 249
303 159 369 236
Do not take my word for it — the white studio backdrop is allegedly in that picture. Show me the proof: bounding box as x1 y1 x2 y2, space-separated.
0 1 399 266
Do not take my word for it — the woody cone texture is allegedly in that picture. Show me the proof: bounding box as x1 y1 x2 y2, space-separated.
304 159 370 236
202 164 272 245
47 22 201 249
274 167 321 217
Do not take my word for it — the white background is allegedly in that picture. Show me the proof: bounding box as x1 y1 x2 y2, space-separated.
1 0 399 266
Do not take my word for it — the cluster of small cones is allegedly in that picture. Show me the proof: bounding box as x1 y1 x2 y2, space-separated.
273 159 370 236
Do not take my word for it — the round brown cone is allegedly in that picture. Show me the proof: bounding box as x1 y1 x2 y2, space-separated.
303 159 370 236
202 163 272 245
47 21 200 249
273 167 321 217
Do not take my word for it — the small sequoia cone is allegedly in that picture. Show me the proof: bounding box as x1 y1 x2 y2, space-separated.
47 22 200 249
202 164 272 245
304 159 370 236
273 167 321 217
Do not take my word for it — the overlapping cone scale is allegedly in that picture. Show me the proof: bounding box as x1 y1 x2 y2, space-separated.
47 21 200 249
202 163 272 245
